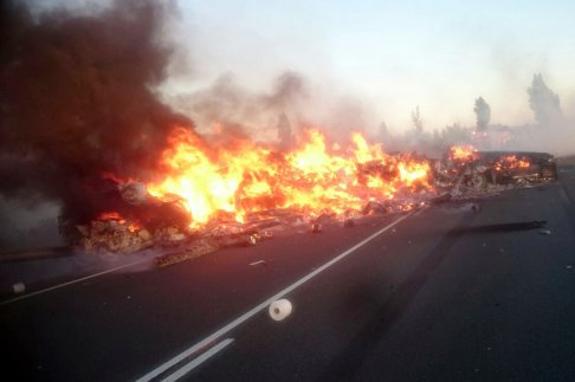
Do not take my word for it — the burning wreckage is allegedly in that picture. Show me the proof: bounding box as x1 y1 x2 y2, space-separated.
67 130 557 267
436 145 558 198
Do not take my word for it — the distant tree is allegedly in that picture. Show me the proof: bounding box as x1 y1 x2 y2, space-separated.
411 106 423 133
527 73 561 125
473 97 491 131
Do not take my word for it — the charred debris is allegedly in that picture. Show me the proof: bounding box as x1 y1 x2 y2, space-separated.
71 148 557 267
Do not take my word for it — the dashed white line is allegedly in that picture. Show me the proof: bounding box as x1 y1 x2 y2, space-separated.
136 210 418 382
161 338 234 382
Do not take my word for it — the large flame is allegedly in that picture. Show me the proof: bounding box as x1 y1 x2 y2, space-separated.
494 155 530 172
449 144 478 162
146 127 433 228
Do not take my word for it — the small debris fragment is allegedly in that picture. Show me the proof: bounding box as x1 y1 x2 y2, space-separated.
214 233 258 248
566 265 573 269
538 229 551 235
258 230 274 240
155 239 219 267
249 260 266 266
269 299 293 321
13 282 26 294
343 219 355 228
310 223 322 233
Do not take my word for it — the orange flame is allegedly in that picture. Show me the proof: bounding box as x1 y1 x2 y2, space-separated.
494 155 530 172
98 211 125 223
146 127 433 228
449 144 478 162
97 211 140 232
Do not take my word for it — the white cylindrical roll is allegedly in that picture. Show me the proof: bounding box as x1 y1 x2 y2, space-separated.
269 299 293 321
13 282 26 294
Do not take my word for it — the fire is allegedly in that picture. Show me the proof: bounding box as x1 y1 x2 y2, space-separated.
98 211 124 222
494 155 530 172
96 211 140 232
449 144 478 162
146 127 433 228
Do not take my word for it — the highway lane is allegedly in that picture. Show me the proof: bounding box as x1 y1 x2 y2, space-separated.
2 166 575 381
194 169 575 381
1 207 433 381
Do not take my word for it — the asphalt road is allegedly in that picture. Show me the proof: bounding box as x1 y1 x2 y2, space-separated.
2 165 575 382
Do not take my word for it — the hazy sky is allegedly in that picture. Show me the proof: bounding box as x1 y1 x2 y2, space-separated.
171 0 575 132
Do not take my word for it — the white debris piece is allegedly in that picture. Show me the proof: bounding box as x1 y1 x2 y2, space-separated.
13 282 26 294
269 299 293 321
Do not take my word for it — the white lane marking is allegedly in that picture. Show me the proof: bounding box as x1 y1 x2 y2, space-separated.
0 258 150 306
559 187 573 205
136 210 418 382
161 338 234 382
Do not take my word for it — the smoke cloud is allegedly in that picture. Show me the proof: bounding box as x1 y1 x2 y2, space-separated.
168 71 309 141
168 70 376 146
0 0 192 228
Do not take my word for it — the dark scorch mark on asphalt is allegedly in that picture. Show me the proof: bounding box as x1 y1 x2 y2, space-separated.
450 220 546 235
320 211 480 381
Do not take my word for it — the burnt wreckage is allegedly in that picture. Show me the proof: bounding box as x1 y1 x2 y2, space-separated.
434 150 557 196
69 149 558 262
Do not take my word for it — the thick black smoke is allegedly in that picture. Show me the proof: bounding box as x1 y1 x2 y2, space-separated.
0 0 192 226
170 71 309 142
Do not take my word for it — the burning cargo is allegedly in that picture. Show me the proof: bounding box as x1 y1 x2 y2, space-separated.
67 136 557 263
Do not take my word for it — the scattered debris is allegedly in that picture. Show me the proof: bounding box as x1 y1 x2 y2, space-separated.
214 233 258 248
269 299 293 321
71 145 557 265
343 219 355 228
76 218 154 254
155 239 219 267
153 226 187 247
310 223 322 233
12 282 26 294
436 148 557 201
362 201 389 215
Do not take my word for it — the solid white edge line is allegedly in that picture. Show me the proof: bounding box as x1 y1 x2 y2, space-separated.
136 209 419 382
161 338 235 382
0 258 150 306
